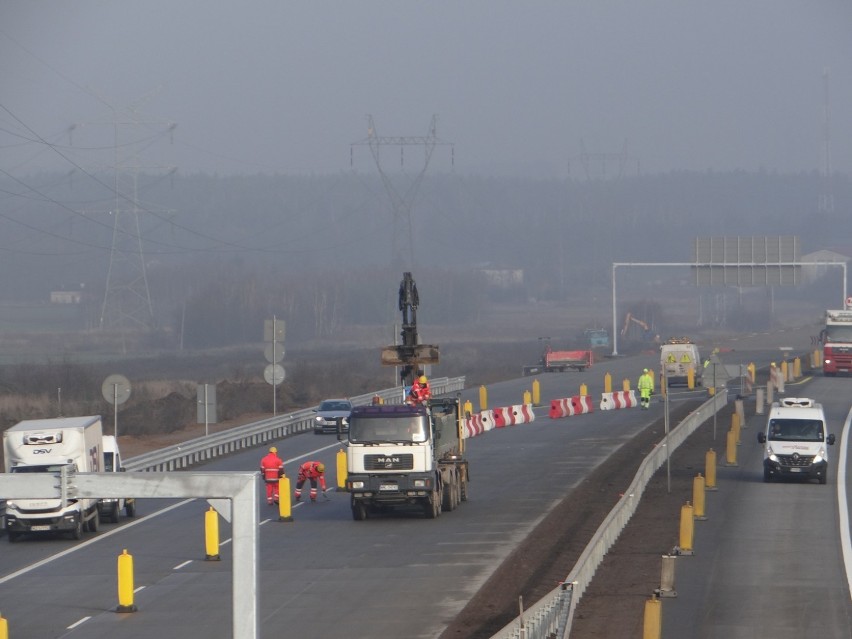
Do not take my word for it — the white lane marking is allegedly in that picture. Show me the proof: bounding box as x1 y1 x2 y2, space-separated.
838 406 852 601
1 442 341 585
0 499 193 585
67 616 91 629
134 586 146 593
174 560 192 570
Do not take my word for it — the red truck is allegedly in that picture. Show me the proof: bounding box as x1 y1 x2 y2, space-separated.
523 346 594 375
821 309 852 376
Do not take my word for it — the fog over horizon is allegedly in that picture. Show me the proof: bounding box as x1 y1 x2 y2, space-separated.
2 1 852 179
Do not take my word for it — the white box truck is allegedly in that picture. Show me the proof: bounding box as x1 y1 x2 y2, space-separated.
660 337 702 387
3 416 104 541
98 434 136 523
757 398 835 484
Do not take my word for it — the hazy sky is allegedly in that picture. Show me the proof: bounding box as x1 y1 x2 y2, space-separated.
2 1 851 178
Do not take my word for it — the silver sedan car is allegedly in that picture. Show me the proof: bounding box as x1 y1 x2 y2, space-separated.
313 399 353 434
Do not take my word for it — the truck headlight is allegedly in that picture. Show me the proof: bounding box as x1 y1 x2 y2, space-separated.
350 481 364 489
413 479 427 488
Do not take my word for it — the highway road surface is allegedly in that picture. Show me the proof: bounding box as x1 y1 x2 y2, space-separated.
0 327 833 638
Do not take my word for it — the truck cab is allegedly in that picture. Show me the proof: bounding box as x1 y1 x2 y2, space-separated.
757 398 834 484
345 398 468 520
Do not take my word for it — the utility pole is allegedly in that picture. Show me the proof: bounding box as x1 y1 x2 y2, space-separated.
351 115 453 268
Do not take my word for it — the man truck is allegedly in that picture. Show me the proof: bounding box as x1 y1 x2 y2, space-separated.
3 416 104 541
820 309 852 376
345 397 469 520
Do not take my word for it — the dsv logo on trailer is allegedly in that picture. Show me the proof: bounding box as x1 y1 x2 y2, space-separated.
33 448 53 454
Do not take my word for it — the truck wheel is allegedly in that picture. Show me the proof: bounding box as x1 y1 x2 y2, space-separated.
70 517 84 540
460 475 469 502
109 502 121 523
763 468 772 483
87 510 100 533
351 500 368 521
442 478 455 512
425 487 442 519
125 500 136 518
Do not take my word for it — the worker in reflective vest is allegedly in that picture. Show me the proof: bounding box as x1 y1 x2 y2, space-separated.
637 368 654 410
407 375 432 405
295 461 328 502
260 446 285 505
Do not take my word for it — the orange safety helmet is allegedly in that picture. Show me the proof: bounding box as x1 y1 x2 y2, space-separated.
419 375 428 384
269 446 277 453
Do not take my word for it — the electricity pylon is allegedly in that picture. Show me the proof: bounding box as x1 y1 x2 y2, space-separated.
80 90 176 331
351 115 453 267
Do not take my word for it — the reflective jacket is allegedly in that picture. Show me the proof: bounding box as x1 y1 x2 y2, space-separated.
260 452 284 483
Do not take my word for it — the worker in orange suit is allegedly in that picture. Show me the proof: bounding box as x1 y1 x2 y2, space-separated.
294 461 328 502
260 446 285 505
407 374 432 405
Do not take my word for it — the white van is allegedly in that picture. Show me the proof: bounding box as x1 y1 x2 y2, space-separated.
757 398 834 484
660 338 702 387
98 435 136 523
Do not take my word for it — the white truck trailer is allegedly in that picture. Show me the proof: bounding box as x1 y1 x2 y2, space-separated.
3 415 104 541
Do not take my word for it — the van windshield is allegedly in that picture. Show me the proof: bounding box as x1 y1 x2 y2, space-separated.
768 419 824 442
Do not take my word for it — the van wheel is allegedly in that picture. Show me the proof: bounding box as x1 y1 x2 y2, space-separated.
820 470 828 485
763 468 772 483
109 503 121 523
125 500 136 518
7 532 19 543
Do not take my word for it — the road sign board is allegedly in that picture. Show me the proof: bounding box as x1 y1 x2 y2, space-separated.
264 364 285 386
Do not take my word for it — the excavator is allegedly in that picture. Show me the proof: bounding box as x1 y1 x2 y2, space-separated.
620 312 660 344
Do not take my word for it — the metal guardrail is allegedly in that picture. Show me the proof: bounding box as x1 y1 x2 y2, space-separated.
124 377 466 472
490 390 728 639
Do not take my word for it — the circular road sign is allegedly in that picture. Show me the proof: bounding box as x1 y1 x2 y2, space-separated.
102 374 132 405
264 364 286 386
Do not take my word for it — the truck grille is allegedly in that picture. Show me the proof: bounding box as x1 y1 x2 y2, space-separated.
364 454 414 470
778 454 815 467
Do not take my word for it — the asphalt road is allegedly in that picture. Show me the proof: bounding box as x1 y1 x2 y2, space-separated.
661 375 852 638
0 328 827 638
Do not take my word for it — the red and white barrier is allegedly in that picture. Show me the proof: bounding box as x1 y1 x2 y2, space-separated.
492 404 536 428
549 395 595 419
599 390 638 411
463 409 494 439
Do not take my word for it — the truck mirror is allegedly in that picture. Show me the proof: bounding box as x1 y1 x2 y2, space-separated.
757 432 766 444
828 434 836 445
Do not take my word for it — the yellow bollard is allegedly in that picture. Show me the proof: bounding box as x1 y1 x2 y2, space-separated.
116 549 137 613
278 476 293 522
0 611 7 639
622 378 630 392
731 413 741 444
708 384 715 396
679 502 695 555
205 507 220 561
579 383 588 397
748 362 756 383
687 367 695 389
336 448 347 490
725 429 738 466
812 349 820 369
479 385 488 411
705 449 717 490
532 378 541 406
523 389 531 405
693 474 707 520
642 597 662 639
604 372 612 394
794 357 801 378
